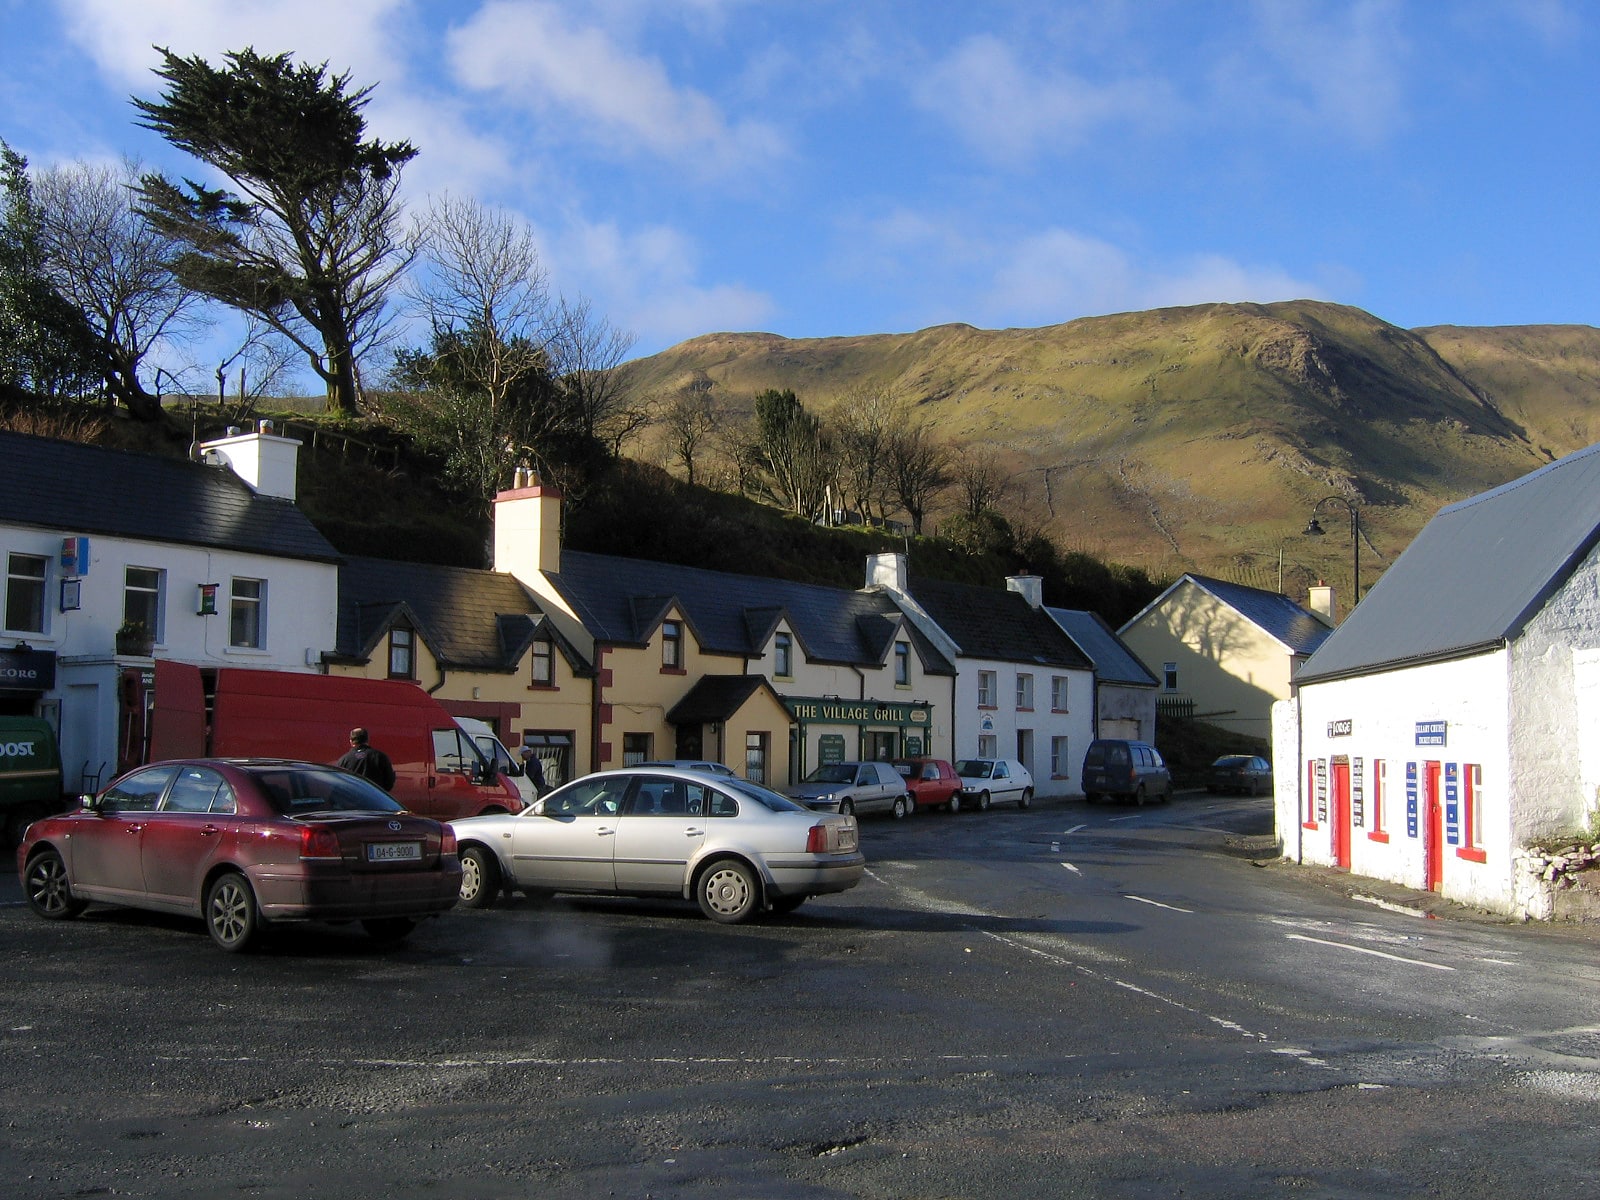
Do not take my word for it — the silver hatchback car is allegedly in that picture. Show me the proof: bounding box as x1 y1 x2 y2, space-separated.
448 767 864 923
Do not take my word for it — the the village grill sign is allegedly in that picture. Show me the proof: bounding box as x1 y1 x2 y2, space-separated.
785 697 931 727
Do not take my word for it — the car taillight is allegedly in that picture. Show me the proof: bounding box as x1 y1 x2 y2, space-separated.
299 824 343 860
806 824 829 854
440 826 457 855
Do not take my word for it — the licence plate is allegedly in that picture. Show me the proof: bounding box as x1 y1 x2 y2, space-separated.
837 827 858 852
367 841 422 862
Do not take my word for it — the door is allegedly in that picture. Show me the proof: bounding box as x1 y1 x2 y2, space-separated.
509 773 632 891
611 775 710 893
1424 760 1444 891
1330 758 1352 870
69 763 179 902
140 765 236 912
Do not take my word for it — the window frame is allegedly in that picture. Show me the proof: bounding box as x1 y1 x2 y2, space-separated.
229 576 265 649
388 627 415 680
977 733 998 758
977 670 997 708
745 731 768 784
1016 672 1034 711
661 620 684 671
1050 675 1069 713
123 566 165 643
1050 736 1071 778
530 637 555 686
5 551 48 635
1368 758 1389 843
894 640 911 686
1458 763 1487 862
774 632 793 679
622 732 653 765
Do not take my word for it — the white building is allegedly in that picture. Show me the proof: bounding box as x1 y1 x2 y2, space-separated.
0 424 339 791
1276 443 1600 917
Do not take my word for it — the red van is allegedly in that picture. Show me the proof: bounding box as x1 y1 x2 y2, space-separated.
120 662 524 820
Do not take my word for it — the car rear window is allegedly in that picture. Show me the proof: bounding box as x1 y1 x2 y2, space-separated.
247 765 404 815
955 760 993 777
722 778 809 813
1086 743 1130 767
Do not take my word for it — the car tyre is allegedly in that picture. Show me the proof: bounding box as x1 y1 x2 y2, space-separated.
947 793 963 815
205 871 260 953
1019 787 1033 810
23 848 87 920
839 798 855 817
977 790 992 812
698 860 759 924
362 917 417 944
891 795 908 820
458 844 501 909
1134 786 1147 807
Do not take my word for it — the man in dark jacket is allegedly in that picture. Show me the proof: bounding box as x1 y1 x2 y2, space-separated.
337 727 397 791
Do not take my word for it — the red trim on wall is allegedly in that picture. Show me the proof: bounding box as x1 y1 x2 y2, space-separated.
1456 847 1487 863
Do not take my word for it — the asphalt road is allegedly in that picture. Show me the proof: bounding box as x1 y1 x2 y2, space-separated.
5 792 1600 1199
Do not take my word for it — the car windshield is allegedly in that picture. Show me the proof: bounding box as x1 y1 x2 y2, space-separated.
805 764 857 784
722 778 809 813
246 765 404 815
955 760 994 778
1213 756 1251 768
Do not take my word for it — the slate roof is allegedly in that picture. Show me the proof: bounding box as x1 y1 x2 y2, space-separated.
1122 574 1333 658
335 555 589 674
544 550 956 674
1045 608 1159 687
0 429 338 562
666 675 792 725
1297 442 1600 684
905 577 1094 669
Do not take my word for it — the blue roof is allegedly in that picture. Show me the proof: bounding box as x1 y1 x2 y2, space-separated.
1298 442 1600 683
1046 608 1159 686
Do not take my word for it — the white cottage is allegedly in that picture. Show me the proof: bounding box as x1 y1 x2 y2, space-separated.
1276 443 1600 917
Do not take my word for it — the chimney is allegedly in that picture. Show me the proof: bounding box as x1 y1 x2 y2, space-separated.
199 421 301 500
1307 581 1337 626
865 551 909 595
1006 574 1043 609
494 472 564 582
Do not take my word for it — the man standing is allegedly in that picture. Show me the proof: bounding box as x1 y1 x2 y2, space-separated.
518 745 547 798
338 727 397 792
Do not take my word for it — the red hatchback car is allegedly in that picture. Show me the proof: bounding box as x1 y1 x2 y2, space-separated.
17 759 460 952
891 758 964 812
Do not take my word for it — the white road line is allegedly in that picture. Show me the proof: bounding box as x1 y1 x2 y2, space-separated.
1286 932 1456 971
1125 894 1193 914
1061 862 1082 875
1107 813 1144 823
1063 824 1086 835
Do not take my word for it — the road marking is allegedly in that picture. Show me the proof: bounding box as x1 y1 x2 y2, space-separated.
1286 932 1455 970
1107 813 1145 823
1063 824 1086 835
1061 862 1082 875
1126 894 1193 913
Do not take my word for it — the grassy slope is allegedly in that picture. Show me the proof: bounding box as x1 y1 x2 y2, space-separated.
616 300 1585 596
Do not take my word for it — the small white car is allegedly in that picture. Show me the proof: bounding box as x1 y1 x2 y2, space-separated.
954 758 1035 811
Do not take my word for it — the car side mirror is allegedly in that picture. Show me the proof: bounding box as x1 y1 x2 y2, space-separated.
80 793 101 812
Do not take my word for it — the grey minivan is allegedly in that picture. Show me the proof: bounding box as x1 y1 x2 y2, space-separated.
1081 739 1173 805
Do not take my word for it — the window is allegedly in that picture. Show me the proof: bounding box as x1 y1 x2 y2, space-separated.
977 734 997 758
229 577 264 648
1368 759 1389 843
662 620 683 670
977 671 997 708
895 640 910 686
1016 673 1034 711
1051 736 1071 778
623 732 653 765
389 627 415 679
774 632 792 678
124 566 164 641
1051 676 1069 712
1163 661 1178 690
1459 764 1486 862
746 731 769 784
5 553 47 634
531 638 555 686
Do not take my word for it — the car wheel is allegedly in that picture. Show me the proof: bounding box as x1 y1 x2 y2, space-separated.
23 849 87 920
458 844 501 909
362 917 416 944
1019 787 1033 810
947 793 962 814
977 790 992 812
697 860 759 924
1134 786 1147 807
839 798 855 817
769 894 807 915
205 871 260 953
891 795 908 820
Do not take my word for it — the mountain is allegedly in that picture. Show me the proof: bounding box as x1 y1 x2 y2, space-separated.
614 301 1600 601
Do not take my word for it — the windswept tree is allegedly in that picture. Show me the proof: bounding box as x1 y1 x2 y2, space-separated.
662 380 717 486
133 47 418 415
884 419 950 535
32 156 203 419
551 295 641 454
0 141 101 403
755 388 832 518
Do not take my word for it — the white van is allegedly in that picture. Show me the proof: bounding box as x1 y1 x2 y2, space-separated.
454 717 539 804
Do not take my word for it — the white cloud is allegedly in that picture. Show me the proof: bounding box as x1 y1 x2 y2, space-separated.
445 0 783 173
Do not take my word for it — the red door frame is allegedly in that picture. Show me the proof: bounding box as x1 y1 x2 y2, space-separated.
1424 760 1444 891
1330 758 1352 870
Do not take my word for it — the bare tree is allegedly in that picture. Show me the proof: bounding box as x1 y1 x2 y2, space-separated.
885 420 950 535
31 156 203 418
662 382 717 486
550 295 640 453
950 445 1013 518
831 384 898 524
755 388 833 518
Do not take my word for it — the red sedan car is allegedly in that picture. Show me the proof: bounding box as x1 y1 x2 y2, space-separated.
17 759 460 952
892 758 964 812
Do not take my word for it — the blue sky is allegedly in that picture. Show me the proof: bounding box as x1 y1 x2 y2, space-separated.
3 0 1596 371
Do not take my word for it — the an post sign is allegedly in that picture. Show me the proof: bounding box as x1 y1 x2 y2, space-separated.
1416 720 1447 747
0 647 56 692
1444 762 1460 845
786 696 932 728
1406 761 1419 837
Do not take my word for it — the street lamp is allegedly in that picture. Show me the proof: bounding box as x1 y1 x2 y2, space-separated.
1303 495 1362 605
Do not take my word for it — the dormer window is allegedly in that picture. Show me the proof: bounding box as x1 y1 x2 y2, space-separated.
531 638 555 686
662 620 683 669
388 627 415 679
894 641 910 686
774 632 793 678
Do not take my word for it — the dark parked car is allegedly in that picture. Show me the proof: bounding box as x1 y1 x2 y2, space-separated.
1209 754 1273 795
1081 739 1173 805
17 759 461 952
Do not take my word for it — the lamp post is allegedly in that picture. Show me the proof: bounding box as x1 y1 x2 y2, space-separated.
1303 496 1361 605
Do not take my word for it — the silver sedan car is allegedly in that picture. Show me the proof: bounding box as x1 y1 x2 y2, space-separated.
448 767 864 923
